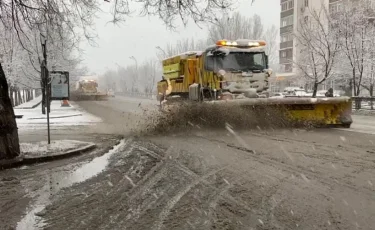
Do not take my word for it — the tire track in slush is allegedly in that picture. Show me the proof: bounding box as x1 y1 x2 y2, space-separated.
153 167 227 230
117 159 213 227
205 176 244 228
225 143 375 198
113 145 175 227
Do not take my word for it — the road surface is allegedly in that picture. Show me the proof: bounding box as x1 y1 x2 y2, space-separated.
3 95 375 230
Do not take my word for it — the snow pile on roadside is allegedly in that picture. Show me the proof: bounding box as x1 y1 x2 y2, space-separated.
352 109 375 116
15 101 102 128
20 140 95 158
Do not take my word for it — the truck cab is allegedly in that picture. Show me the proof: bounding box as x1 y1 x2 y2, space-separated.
157 39 272 102
200 39 271 100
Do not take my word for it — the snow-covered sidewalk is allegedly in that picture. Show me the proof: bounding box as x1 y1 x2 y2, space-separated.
14 95 42 109
20 140 96 159
0 140 96 170
15 100 102 129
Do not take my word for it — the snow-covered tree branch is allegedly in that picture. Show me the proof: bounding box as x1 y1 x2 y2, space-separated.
208 12 278 66
334 0 375 96
294 5 340 97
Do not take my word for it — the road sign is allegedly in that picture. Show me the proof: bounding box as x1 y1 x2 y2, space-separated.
50 71 70 100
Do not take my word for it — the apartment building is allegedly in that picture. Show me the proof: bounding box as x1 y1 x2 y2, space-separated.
271 0 344 92
279 0 338 74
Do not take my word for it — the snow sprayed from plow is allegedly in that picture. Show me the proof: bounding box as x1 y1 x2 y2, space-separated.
137 101 318 135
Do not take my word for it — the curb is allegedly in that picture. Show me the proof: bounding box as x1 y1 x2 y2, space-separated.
0 144 96 171
27 113 83 120
15 100 42 109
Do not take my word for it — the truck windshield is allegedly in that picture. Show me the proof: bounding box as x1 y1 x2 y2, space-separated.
205 52 266 72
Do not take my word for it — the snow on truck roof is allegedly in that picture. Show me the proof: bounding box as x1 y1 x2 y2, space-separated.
162 51 203 61
162 40 266 62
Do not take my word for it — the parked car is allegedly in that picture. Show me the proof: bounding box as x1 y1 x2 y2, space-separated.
270 93 285 98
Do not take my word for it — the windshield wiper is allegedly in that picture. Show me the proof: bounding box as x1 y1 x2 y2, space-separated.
243 67 263 73
227 68 242 72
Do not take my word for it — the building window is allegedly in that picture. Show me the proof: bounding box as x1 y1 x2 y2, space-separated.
304 0 308 7
281 51 287 58
371 0 375 9
285 64 293 72
288 0 294 9
281 15 293 27
329 2 342 14
281 0 294 12
281 33 293 43
281 2 288 11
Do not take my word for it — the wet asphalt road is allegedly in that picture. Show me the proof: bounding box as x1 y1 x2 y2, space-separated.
2 96 375 230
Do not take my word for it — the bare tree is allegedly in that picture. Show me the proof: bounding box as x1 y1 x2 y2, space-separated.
160 38 210 58
335 0 375 96
294 6 340 98
208 13 278 64
138 59 160 94
263 25 279 65
208 13 257 42
361 18 375 100
0 0 240 160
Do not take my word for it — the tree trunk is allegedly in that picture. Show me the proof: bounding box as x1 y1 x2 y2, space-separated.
370 84 374 110
26 89 30 102
312 82 318 98
352 68 358 96
0 63 20 160
15 89 18 106
9 86 14 107
41 80 46 114
15 89 19 106
17 90 22 106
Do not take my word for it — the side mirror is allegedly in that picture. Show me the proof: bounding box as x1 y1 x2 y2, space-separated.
265 55 269 69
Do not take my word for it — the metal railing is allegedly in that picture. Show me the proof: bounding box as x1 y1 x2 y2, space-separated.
352 97 375 110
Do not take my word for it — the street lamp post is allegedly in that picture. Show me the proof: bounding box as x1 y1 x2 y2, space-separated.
156 46 167 58
129 56 138 70
129 56 138 93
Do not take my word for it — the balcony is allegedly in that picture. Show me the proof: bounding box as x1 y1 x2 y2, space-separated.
280 25 293 34
280 41 293 49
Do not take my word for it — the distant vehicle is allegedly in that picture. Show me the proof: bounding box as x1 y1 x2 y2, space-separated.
283 87 307 96
71 78 109 101
107 89 115 97
270 93 285 98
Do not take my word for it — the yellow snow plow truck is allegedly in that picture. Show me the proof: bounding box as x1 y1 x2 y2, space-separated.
156 39 353 128
71 79 108 101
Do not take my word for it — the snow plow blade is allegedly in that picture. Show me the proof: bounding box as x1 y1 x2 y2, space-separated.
208 97 353 128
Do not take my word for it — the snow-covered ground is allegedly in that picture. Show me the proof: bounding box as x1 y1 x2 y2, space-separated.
20 140 95 158
15 100 102 129
14 95 42 109
340 115 375 135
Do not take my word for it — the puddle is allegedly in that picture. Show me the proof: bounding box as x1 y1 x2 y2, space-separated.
16 139 129 230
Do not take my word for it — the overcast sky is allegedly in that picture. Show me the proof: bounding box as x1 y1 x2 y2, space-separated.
81 0 281 75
